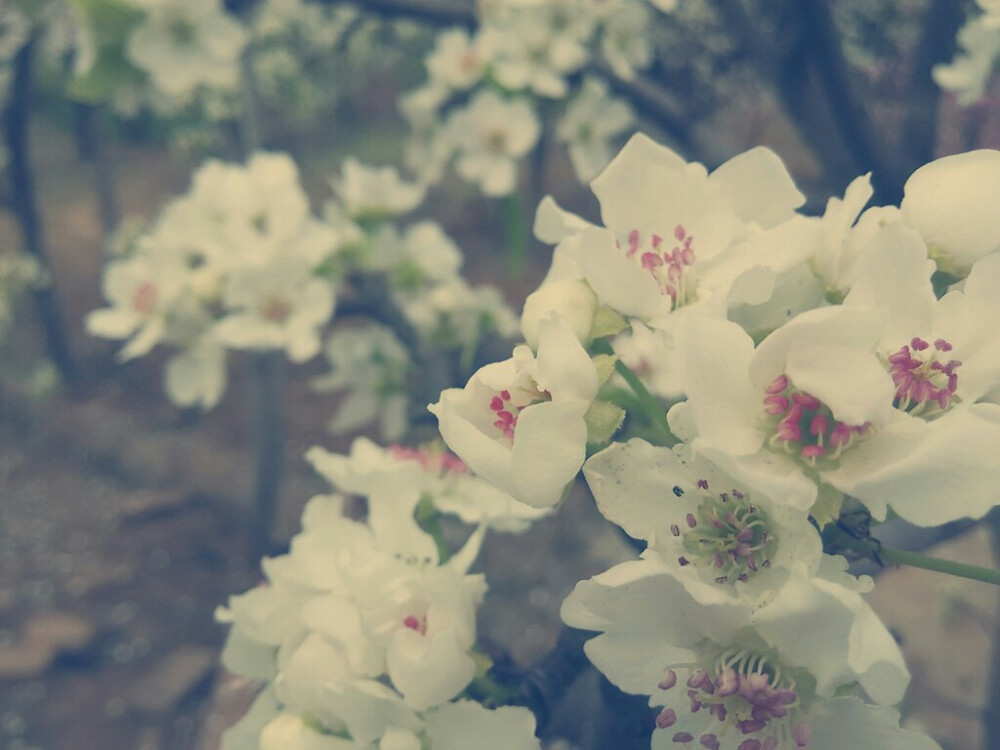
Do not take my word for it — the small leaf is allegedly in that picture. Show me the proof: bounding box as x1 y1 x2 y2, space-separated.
590 305 628 339
810 483 845 529
584 400 626 446
592 353 619 387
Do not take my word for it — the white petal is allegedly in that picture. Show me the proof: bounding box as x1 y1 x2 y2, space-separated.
822 403 1000 525
709 146 805 228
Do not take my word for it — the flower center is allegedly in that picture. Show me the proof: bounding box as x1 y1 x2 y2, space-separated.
485 129 508 154
487 385 549 443
402 614 427 636
656 648 810 749
883 337 961 418
132 282 158 315
671 481 776 586
763 375 868 465
260 296 292 322
620 225 697 310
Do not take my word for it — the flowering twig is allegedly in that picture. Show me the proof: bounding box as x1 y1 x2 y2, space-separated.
878 545 1000 586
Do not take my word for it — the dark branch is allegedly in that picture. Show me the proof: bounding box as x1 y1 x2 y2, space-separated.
3 38 78 384
305 0 476 26
795 0 904 203
599 68 696 154
900 0 965 172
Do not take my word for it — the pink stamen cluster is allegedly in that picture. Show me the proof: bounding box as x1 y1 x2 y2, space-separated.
621 224 696 308
670 481 775 586
655 653 809 749
764 374 868 464
132 282 158 315
402 614 427 636
886 337 961 417
389 445 467 476
489 389 520 441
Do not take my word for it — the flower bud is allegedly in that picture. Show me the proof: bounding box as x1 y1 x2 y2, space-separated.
520 279 597 349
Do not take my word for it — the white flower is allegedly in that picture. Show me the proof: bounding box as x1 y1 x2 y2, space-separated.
425 28 488 91
213 256 334 362
584 439 823 597
899 149 1000 277
313 324 410 441
333 159 425 221
85 250 189 361
599 0 653 80
164 336 227 410
219 502 489 725
446 91 540 197
933 16 1000 106
670 258 1000 526
556 76 634 182
547 133 809 325
429 314 598 508
481 2 592 99
562 559 913 750
126 0 247 102
308 437 551 533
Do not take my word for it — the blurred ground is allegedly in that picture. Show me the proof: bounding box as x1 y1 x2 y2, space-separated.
0 93 997 750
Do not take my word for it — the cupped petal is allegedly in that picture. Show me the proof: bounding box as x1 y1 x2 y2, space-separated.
821 402 1000 525
750 305 886 390
784 341 896 426
806 697 942 750
533 195 592 244
533 313 598 401
676 315 764 455
754 568 909 704
577 226 664 318
508 399 589 508
901 149 1000 274
709 146 805 228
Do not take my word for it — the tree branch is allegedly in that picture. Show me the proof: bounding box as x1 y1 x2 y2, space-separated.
795 0 905 203
3 37 78 384
900 0 965 171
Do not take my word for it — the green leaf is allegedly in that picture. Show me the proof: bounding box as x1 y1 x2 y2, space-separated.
592 353 619 387
810 483 845 529
584 400 626 446
590 304 628 340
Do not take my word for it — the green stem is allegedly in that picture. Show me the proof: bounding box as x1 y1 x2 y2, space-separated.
415 497 450 564
880 546 1000 586
500 192 526 277
612 358 674 446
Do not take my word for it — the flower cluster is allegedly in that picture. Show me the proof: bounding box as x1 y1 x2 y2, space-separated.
934 0 1000 106
86 151 340 409
217 449 544 750
422 131 999 748
398 0 681 191
312 158 517 438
